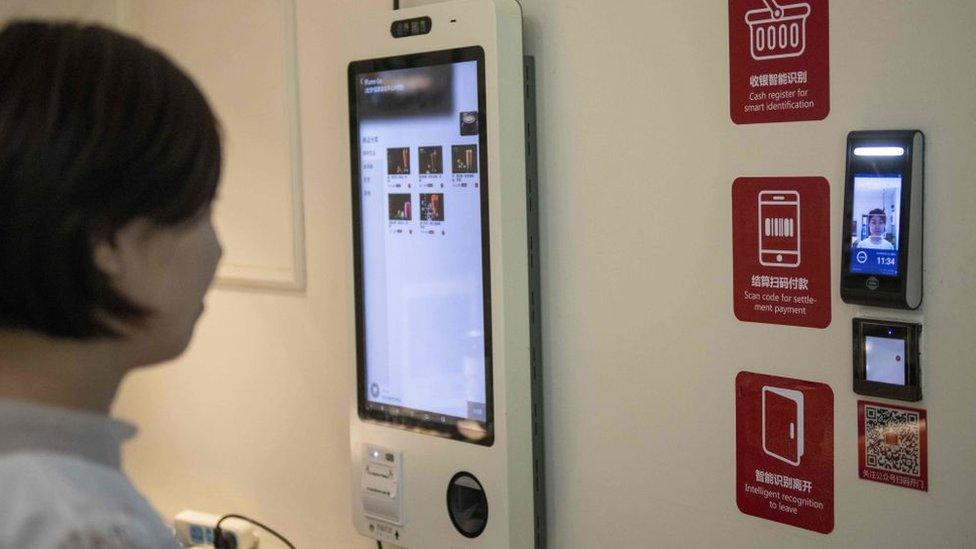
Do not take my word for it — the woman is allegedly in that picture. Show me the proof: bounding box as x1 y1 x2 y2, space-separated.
0 20 222 547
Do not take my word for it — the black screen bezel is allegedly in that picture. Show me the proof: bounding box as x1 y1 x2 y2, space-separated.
852 318 922 402
840 131 917 304
348 46 495 446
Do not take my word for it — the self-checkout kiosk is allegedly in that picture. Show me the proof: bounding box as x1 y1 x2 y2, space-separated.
345 1 543 546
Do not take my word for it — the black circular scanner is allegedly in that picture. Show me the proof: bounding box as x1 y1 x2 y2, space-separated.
446 471 488 538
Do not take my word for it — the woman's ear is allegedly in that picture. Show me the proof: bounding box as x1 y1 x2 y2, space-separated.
90 218 152 279
88 219 155 337
91 228 123 278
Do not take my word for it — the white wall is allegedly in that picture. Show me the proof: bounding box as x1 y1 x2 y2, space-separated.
5 0 973 547
521 1 976 547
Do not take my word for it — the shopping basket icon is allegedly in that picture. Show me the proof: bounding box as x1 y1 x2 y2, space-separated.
745 0 811 61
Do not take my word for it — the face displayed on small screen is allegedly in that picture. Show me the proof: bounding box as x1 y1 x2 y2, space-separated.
849 175 901 277
865 335 906 385
351 51 490 436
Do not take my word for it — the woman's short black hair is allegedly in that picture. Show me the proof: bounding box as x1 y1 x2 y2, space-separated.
0 20 222 338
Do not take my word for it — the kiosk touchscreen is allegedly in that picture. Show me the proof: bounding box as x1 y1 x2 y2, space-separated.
841 130 924 309
352 46 493 446
346 1 543 547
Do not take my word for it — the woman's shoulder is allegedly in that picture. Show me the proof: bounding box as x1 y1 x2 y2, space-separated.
0 451 180 548
0 450 130 499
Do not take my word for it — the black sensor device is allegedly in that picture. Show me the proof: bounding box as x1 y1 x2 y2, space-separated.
841 130 924 309
853 318 922 402
391 16 432 38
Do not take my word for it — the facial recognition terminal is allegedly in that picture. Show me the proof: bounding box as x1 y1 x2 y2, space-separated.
346 1 543 547
841 130 924 309
853 318 922 402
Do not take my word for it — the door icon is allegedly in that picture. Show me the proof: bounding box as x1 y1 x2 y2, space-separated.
762 385 804 466
758 190 801 267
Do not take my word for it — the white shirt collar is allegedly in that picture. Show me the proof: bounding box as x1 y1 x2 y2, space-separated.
0 400 137 469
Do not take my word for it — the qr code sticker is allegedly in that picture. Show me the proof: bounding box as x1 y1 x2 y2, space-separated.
864 405 921 477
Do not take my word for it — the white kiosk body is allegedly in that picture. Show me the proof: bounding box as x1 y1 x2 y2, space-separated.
346 1 541 547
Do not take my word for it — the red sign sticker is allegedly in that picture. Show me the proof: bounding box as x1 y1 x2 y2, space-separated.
729 0 829 124
736 372 834 534
858 401 928 491
732 177 830 328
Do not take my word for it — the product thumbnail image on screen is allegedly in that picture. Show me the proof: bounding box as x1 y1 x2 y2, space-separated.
387 147 410 175
420 193 445 222
419 146 443 174
850 175 901 277
452 144 478 174
353 52 490 440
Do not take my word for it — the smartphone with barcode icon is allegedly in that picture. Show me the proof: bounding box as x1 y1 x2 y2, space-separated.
758 190 801 267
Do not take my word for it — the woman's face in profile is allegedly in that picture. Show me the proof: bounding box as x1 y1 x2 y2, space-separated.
102 207 223 364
